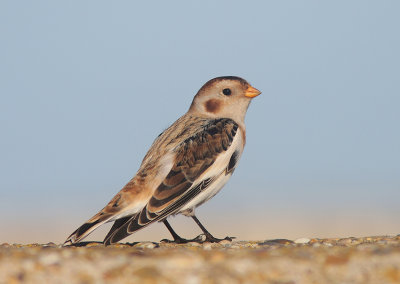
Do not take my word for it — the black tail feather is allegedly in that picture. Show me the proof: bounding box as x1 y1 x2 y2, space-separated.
63 215 111 246
103 216 133 244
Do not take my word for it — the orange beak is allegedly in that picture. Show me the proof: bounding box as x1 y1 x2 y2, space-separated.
245 86 261 98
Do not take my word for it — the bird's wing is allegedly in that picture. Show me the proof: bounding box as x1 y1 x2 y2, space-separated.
104 118 240 245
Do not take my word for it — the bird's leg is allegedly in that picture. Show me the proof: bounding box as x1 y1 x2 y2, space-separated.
161 220 203 244
191 215 234 243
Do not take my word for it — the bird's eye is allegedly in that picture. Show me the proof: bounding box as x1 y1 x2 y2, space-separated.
222 88 231 96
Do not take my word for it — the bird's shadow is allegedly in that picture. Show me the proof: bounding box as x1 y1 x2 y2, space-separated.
66 241 146 247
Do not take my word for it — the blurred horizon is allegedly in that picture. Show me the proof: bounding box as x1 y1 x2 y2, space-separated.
1 1 399 244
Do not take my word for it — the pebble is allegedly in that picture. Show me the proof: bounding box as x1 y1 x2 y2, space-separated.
202 242 212 250
187 242 201 247
294 238 311 244
219 240 231 246
134 242 157 249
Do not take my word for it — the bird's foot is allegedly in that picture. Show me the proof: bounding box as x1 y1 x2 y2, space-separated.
161 234 235 244
169 234 235 243
203 233 235 243
160 234 204 244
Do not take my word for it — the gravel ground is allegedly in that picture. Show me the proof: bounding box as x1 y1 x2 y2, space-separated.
1 236 400 284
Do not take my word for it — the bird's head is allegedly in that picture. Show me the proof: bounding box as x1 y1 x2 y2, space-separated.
189 76 261 123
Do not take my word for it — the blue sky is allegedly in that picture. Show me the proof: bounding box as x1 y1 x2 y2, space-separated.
1 1 399 243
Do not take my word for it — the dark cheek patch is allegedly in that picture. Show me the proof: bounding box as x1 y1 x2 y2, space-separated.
205 99 221 113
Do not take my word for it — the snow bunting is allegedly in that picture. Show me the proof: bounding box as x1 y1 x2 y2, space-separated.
64 76 261 246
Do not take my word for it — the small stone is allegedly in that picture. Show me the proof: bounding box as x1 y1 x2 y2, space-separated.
309 238 319 244
244 243 258 248
135 242 157 249
219 240 231 246
295 238 311 244
187 242 201 247
43 242 57 247
203 242 212 250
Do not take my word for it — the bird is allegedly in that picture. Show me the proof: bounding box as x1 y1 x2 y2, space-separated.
64 76 261 246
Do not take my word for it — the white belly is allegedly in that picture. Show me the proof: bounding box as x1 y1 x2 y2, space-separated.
178 171 233 214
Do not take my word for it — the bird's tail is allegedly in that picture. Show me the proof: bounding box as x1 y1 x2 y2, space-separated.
63 211 114 246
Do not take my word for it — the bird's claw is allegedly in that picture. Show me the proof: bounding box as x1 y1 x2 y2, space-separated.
160 236 201 244
203 234 235 243
161 234 235 244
